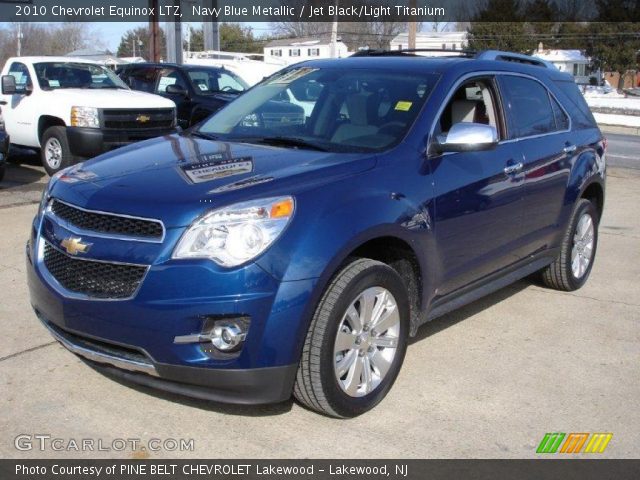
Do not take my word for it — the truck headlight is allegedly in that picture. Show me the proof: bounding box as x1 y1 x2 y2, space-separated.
70 106 100 128
172 196 294 267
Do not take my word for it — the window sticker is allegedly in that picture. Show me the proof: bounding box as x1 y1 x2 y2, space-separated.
197 83 208 91
395 101 413 111
158 76 177 91
268 67 318 85
48 80 60 87
180 157 254 184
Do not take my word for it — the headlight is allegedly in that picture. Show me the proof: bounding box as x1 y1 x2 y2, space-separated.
172 196 295 267
70 106 100 128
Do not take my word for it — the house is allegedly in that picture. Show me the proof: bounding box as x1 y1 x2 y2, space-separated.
65 49 125 67
533 45 594 84
390 31 468 54
263 36 349 65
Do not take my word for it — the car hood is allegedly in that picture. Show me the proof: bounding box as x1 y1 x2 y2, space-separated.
49 134 376 228
45 88 176 109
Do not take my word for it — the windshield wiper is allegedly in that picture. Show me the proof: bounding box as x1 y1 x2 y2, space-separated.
187 131 219 141
245 136 329 152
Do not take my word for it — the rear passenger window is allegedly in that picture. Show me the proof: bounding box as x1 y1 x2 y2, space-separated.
550 95 570 131
554 80 598 129
500 76 555 138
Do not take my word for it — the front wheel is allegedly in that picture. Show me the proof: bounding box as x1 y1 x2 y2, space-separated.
294 258 410 417
541 198 599 291
41 126 77 176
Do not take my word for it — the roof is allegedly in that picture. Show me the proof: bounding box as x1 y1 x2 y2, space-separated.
265 36 345 48
6 56 102 65
533 49 588 63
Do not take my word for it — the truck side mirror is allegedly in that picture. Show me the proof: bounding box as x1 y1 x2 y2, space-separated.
166 84 187 96
1 75 16 95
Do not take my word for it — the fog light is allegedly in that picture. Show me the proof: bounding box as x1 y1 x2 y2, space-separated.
173 316 249 355
211 322 246 352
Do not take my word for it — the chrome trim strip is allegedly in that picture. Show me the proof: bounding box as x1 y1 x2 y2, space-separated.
47 198 166 244
39 317 159 377
37 239 150 302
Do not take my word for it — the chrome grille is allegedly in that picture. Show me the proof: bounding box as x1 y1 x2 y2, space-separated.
50 200 164 240
43 241 147 299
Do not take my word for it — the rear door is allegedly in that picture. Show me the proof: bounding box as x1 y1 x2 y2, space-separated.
431 75 526 294
155 67 192 129
498 74 574 256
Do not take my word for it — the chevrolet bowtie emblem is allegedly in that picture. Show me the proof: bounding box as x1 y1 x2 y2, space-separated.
136 114 151 123
60 237 91 255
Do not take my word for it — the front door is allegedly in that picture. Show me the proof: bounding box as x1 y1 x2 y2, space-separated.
430 76 526 295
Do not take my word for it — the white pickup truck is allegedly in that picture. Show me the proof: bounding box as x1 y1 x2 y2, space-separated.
0 57 177 175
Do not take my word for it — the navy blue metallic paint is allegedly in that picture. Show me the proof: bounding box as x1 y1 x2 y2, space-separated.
27 56 605 404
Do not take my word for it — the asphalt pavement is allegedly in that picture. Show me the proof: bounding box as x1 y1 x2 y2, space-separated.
0 137 638 459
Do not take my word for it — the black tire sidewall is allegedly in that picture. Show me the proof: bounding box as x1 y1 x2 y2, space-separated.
41 127 73 176
564 199 599 290
319 263 410 417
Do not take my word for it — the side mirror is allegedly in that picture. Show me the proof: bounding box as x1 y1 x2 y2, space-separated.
434 123 498 153
1 75 16 95
166 84 187 96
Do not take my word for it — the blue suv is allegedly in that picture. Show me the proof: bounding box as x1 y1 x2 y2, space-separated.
27 51 606 417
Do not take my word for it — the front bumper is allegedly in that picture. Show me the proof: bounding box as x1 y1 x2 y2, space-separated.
67 126 176 158
27 211 318 404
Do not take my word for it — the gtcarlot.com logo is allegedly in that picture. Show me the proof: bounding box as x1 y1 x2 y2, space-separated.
14 434 195 453
536 433 612 454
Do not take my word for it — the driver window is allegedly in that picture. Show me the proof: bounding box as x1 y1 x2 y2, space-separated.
8 62 31 93
156 69 187 93
435 78 500 144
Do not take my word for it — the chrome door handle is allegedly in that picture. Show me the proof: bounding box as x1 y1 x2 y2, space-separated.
504 162 523 175
563 144 577 154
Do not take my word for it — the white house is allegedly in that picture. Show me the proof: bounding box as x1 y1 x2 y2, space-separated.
390 31 468 54
263 36 349 65
533 46 593 84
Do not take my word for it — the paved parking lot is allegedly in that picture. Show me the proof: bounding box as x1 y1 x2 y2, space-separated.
1 148 638 459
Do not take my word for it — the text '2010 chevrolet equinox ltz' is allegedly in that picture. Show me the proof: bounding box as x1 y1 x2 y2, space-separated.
27 50 605 417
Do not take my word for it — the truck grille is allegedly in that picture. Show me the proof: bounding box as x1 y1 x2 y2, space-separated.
102 108 175 130
51 199 164 240
43 241 148 299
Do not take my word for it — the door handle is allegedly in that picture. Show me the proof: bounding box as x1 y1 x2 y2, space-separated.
504 162 523 175
563 144 577 154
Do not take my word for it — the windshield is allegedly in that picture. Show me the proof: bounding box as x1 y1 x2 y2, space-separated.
186 68 248 94
198 67 439 153
34 62 128 90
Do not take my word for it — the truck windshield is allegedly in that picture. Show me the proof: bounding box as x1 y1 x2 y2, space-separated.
34 62 128 90
198 67 439 153
186 68 248 94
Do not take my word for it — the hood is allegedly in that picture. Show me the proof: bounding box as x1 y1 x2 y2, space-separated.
50 134 376 228
45 88 176 109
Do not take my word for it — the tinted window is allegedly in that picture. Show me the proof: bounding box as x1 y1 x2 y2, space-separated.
156 69 187 93
550 95 570 131
186 68 247 94
500 76 555 138
553 80 597 129
121 67 157 93
7 62 31 93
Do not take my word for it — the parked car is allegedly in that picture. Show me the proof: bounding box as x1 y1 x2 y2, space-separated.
117 63 249 129
0 57 177 175
0 124 8 182
28 51 605 417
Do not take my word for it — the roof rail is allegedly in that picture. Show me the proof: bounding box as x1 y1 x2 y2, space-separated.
351 48 476 58
475 50 555 69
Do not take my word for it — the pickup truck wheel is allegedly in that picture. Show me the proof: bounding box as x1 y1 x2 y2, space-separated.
541 198 599 291
41 127 76 176
294 258 409 418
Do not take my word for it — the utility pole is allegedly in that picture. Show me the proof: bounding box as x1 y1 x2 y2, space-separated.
408 0 417 49
17 23 23 56
330 1 338 58
149 0 160 62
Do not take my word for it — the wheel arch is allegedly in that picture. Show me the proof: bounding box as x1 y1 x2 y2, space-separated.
38 116 66 144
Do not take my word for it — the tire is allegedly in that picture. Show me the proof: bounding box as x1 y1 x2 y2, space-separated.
41 126 77 176
294 258 410 418
540 198 599 291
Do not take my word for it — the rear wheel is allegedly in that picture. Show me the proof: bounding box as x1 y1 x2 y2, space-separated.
41 126 77 176
541 198 599 291
294 258 410 418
